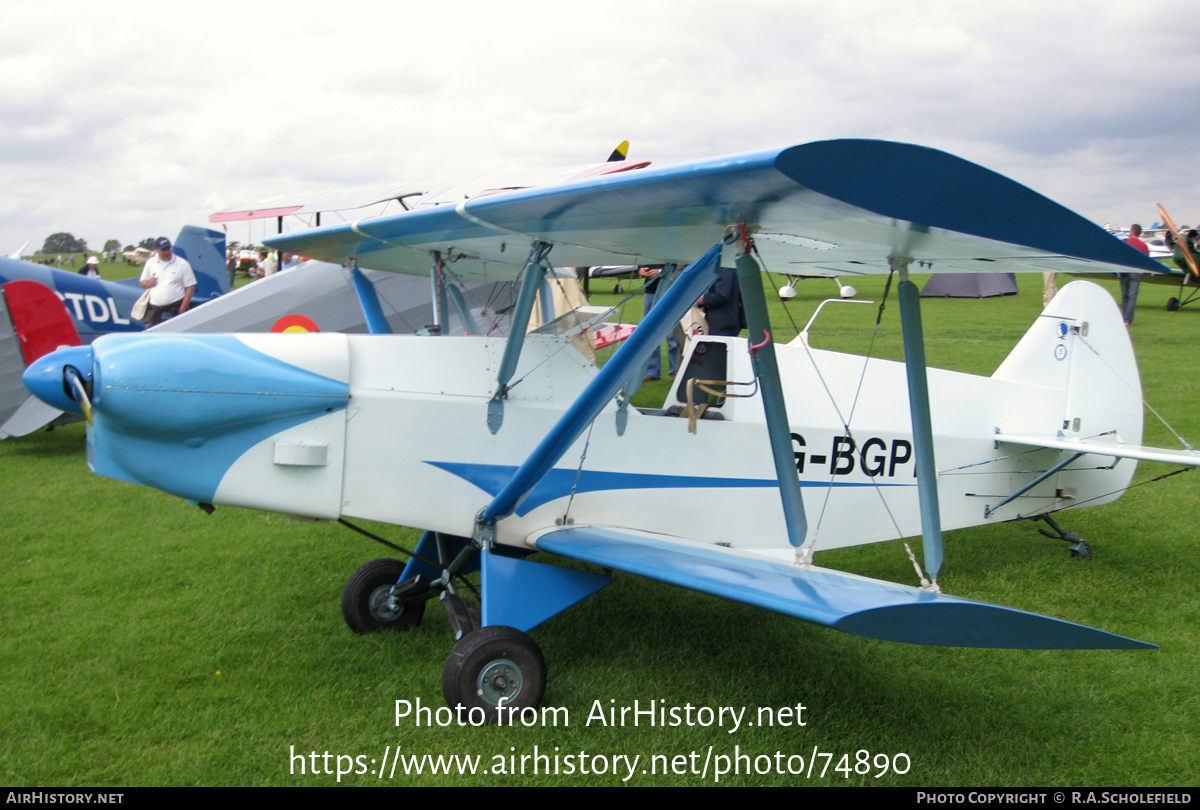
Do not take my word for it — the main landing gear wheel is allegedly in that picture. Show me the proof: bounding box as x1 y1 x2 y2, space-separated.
442 626 545 722
1167 297 1181 312
342 558 426 634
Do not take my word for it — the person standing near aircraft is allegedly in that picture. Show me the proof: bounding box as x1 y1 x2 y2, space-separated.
1122 224 1150 326
639 265 679 382
699 265 746 337
139 236 196 327
79 256 101 278
257 249 278 279
1042 272 1057 307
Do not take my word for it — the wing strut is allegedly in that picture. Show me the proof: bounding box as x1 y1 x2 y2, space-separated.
430 252 450 332
539 273 556 326
895 260 944 584
477 244 724 531
487 241 553 434
985 452 1085 518
446 282 481 335
349 263 393 335
735 248 808 550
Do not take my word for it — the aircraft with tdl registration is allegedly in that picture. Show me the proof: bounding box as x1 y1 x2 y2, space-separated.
0 226 229 438
24 139 1197 719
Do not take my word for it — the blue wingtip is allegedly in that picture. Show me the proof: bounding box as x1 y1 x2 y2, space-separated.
775 140 1166 274
835 603 1156 650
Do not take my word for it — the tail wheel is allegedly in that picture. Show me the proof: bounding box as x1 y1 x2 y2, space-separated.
342 558 426 634
442 626 545 722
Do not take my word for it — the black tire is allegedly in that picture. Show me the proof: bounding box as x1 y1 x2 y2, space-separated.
342 558 426 634
1167 297 1180 312
442 626 545 722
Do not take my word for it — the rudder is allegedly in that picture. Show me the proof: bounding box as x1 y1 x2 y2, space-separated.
172 225 229 302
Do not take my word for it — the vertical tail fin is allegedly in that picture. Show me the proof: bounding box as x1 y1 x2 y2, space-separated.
992 280 1143 448
171 226 229 302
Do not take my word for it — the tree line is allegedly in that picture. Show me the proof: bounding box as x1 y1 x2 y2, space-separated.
40 233 158 255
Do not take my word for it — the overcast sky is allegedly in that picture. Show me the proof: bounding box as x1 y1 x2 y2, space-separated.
3 0 1197 254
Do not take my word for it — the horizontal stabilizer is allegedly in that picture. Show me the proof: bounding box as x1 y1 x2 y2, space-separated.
996 433 1200 467
533 527 1153 650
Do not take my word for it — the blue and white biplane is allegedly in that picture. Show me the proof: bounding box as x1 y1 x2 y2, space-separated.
24 140 1199 719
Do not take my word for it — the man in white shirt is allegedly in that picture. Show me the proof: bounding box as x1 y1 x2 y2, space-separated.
139 236 197 326
256 249 278 278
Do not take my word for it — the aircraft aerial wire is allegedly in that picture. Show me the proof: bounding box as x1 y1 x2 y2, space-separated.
752 251 908 557
561 420 596 525
1075 333 1195 451
1031 465 1191 518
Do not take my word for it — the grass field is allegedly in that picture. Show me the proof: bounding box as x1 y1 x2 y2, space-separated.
1 270 1197 786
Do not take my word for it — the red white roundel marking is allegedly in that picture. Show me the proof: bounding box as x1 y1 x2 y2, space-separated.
271 314 320 333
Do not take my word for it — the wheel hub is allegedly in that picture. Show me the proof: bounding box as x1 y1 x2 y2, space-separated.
368 584 403 622
476 659 522 706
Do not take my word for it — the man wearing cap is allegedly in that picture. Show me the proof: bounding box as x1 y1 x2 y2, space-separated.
79 256 101 278
139 236 197 326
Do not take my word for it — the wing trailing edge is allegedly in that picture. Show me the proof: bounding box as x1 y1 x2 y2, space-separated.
532 526 1153 650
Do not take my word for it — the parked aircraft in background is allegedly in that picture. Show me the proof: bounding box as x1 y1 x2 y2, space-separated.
122 246 152 265
1147 204 1200 311
154 259 518 337
0 226 228 437
208 141 647 236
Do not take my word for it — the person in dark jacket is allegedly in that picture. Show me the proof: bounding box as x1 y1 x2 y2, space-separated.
699 265 746 337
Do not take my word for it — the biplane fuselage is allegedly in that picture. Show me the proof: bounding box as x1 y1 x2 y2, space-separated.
71 280 1136 561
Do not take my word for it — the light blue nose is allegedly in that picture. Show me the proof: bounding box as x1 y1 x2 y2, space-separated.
22 345 94 415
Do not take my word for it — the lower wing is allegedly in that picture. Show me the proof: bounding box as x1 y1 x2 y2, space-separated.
532 526 1153 650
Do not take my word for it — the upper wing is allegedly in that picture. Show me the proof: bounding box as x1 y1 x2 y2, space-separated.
265 139 1167 282
532 526 1152 649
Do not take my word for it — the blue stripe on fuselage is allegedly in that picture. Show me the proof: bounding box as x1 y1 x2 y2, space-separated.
427 461 912 516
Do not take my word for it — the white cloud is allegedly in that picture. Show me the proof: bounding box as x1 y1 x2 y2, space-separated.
3 0 1198 252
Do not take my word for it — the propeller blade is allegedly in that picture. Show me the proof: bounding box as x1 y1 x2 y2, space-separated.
65 367 92 425
1157 203 1198 278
